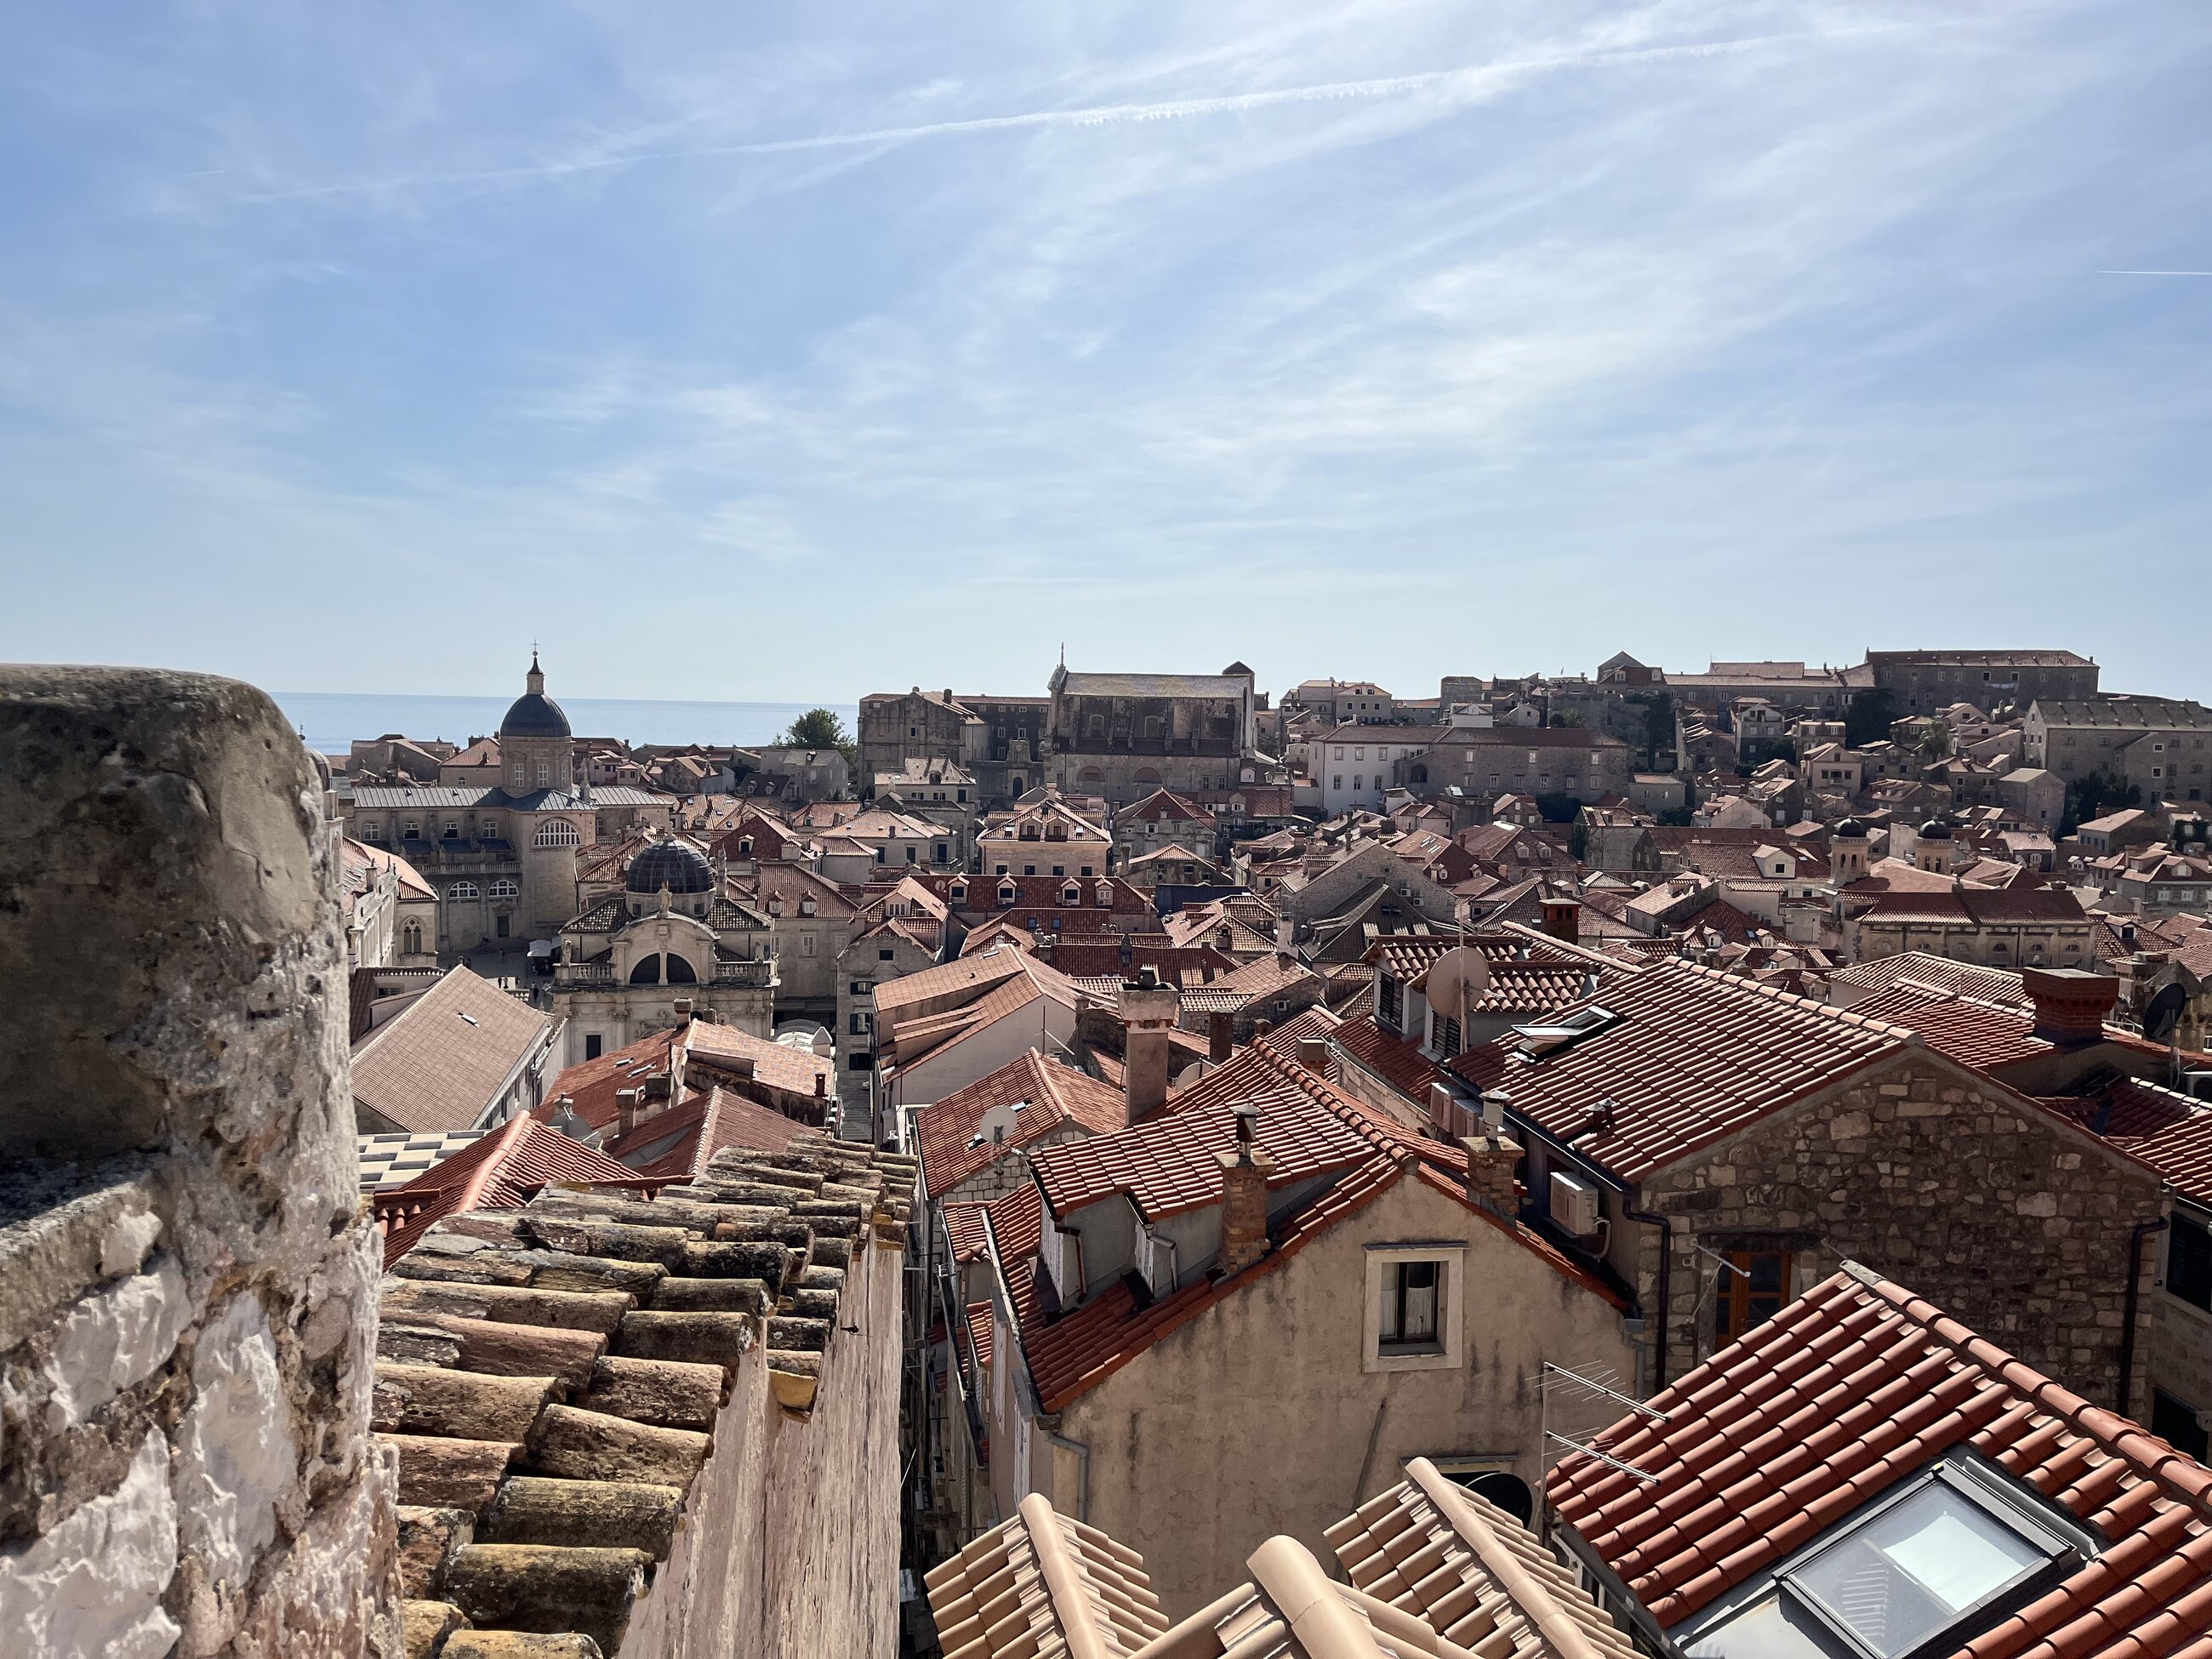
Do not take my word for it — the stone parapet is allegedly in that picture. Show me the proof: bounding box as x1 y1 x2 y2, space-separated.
0 666 402 1657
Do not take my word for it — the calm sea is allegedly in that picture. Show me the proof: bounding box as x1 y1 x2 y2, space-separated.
274 692 858 754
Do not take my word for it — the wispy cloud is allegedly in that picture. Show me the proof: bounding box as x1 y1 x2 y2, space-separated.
165 24 1909 214
2 0 2209 702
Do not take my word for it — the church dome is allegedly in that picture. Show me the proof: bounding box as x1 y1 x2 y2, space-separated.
1918 817 1954 841
626 841 713 896
1832 818 1868 839
499 653 572 740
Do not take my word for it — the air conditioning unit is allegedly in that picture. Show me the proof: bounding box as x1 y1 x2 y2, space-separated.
1550 1172 1600 1237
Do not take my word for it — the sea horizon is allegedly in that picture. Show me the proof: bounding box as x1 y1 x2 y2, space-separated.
274 690 859 754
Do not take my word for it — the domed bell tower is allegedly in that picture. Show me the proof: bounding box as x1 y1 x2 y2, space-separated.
500 653 583 936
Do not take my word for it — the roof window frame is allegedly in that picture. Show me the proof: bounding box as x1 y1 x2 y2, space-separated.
1670 1449 2099 1659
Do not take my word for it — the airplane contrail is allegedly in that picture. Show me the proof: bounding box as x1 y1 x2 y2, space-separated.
190 27 1891 210
2098 270 2212 276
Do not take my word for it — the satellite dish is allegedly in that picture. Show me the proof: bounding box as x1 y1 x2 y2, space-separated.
2145 983 2190 1044
1425 947 1491 1029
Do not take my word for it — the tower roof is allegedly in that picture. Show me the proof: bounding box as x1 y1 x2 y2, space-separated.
499 653 572 740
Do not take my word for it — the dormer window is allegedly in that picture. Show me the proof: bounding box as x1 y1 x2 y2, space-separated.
799 898 816 916
997 881 1018 907
1094 881 1113 907
1061 883 1081 906
949 880 968 904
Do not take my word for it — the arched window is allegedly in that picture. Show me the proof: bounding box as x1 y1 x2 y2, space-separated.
534 819 581 848
448 881 480 900
664 953 698 984
1079 767 1104 784
487 879 518 900
629 955 663 985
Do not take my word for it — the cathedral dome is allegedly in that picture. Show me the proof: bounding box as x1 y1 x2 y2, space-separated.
1832 818 1868 839
626 841 713 896
499 653 572 740
1918 817 1954 841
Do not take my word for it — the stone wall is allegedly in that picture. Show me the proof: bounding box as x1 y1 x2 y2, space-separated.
1628 1051 2164 1401
0 667 402 1656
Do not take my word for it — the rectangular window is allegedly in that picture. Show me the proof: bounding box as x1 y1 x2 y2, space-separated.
1434 1016 1461 1059
584 1034 603 1061
1715 1251 1793 1343
2154 1390 2209 1460
2168 1213 2212 1311
1380 1260 1442 1352
1378 974 1403 1029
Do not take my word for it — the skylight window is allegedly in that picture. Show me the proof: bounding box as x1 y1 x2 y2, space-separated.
1676 1455 2092 1659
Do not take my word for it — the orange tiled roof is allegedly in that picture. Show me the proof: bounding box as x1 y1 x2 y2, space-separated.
1548 1266 2212 1649
1448 959 1909 1183
1334 1012 1442 1103
1005 1042 1626 1413
374 1114 653 1264
1029 1049 1377 1220
915 1050 1129 1200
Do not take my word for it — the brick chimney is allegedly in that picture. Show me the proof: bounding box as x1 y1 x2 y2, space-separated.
1209 1010 1234 1063
1541 898 1580 944
1217 1106 1276 1276
2023 968 2119 1045
1120 965 1179 1125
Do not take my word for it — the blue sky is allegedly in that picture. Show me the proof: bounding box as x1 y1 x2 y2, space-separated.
2 2 2208 705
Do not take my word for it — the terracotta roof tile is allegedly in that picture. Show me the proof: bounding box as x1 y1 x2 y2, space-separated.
377 1132 916 1653
1548 1268 2212 1650
916 1051 1129 1200
1448 960 1910 1183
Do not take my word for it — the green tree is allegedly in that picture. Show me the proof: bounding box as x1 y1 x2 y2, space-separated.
1844 688 1897 748
781 708 850 750
1548 710 1584 728
778 708 859 785
2060 769 2141 837
1916 721 1953 761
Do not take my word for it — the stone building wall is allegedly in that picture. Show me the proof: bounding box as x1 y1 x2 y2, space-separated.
1623 1052 2163 1402
0 667 402 1657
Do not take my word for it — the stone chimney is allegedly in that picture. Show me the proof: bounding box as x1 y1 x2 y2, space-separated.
616 1086 641 1137
1297 1035 1331 1075
1460 1131 1523 1218
1217 1106 1276 1276
1541 898 1581 944
1208 1010 1234 1063
1252 1017 1273 1042
1120 965 1179 1125
2023 967 2119 1046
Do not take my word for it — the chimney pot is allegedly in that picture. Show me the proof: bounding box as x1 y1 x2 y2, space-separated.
615 1087 640 1137
673 997 693 1017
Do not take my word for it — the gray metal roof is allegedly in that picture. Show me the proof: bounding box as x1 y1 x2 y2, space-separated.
1058 672 1248 699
